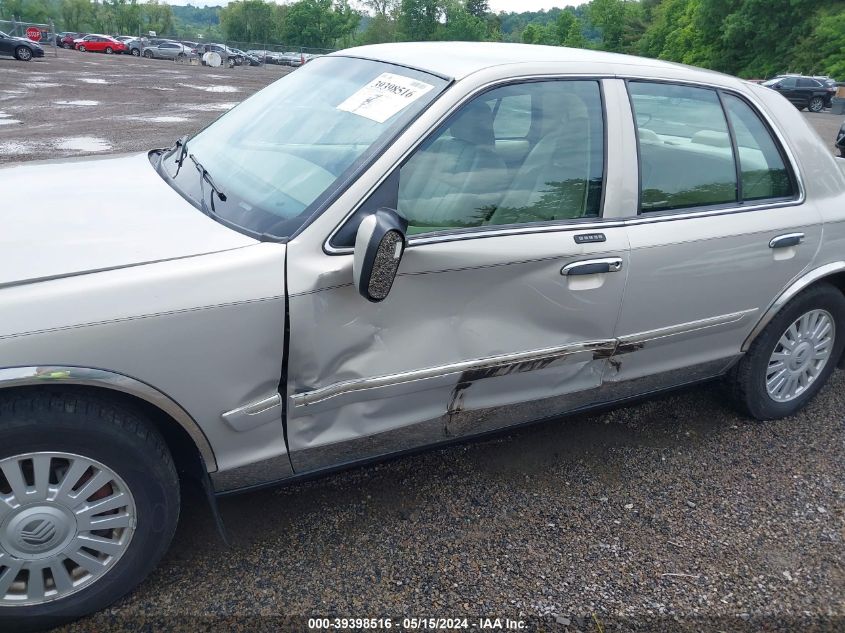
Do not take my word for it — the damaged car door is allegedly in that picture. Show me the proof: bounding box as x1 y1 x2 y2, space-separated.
284 79 631 473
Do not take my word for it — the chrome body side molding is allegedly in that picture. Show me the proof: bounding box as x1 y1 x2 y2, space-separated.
742 262 845 351
222 394 283 432
621 309 759 347
291 340 617 409
0 366 217 470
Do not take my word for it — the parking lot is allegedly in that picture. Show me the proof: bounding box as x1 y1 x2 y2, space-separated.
0 51 290 163
1 52 843 632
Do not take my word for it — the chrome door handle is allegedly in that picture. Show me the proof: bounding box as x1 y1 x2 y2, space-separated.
769 233 804 249
561 257 623 276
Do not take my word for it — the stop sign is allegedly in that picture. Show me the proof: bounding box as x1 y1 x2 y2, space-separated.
26 26 41 41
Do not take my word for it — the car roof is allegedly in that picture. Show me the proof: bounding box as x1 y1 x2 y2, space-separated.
332 42 738 85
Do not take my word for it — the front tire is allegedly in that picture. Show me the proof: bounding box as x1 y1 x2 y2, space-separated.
808 96 825 113
104 47 113 55
143 50 153 59
131 48 140 57
0 391 179 631
14 46 32 61
77 45 86 53
730 283 845 420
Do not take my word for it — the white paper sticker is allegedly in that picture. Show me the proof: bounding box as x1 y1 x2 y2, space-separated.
337 73 435 124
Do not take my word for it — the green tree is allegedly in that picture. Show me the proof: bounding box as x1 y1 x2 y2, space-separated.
465 0 489 18
554 10 575 45
563 18 587 48
439 0 486 41
280 0 360 48
60 0 92 31
220 0 274 43
397 0 442 41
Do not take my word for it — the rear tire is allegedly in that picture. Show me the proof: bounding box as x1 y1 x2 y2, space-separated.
143 50 152 59
104 47 113 55
729 283 845 420
14 46 32 61
131 48 140 57
809 96 825 113
0 391 180 632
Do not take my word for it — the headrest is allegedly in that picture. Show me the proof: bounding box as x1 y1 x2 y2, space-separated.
450 101 495 147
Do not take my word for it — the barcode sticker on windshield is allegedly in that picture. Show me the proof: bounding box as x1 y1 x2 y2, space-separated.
337 73 434 123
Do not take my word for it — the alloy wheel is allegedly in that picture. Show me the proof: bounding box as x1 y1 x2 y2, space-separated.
766 309 835 402
809 97 824 113
16 47 32 61
0 452 136 606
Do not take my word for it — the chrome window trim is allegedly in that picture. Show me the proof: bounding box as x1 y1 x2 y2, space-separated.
623 76 805 216
323 73 615 255
323 73 805 255
0 366 217 471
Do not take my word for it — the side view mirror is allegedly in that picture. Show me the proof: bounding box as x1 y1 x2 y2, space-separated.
353 208 408 303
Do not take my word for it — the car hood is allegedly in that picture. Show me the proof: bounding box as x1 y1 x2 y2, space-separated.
0 152 257 288
11 36 41 47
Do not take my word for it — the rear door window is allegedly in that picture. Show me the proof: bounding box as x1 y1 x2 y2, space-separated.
629 82 737 212
721 94 795 201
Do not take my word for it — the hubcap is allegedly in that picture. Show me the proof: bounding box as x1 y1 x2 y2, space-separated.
766 309 835 402
0 452 136 606
19 49 31 60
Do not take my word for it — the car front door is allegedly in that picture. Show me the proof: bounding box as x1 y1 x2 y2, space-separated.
609 81 822 394
284 77 633 473
0 32 12 56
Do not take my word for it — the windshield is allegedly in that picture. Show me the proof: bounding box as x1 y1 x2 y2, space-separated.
158 56 447 239
762 79 780 87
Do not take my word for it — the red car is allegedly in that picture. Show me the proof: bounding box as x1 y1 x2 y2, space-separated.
74 34 127 54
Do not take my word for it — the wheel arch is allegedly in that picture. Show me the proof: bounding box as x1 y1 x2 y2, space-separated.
743 262 845 367
0 366 217 475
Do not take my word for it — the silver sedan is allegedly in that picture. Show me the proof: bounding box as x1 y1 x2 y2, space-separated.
1 42 845 629
142 41 194 61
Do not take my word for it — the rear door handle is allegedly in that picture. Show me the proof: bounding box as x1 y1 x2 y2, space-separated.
769 233 804 249
561 257 623 276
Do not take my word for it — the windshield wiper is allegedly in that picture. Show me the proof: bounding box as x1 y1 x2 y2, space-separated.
189 153 227 214
170 135 190 177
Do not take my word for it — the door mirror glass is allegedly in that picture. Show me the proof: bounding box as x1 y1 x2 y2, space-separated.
353 208 407 303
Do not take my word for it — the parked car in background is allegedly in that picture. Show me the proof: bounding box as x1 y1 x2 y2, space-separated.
837 121 845 157
231 47 259 66
201 43 245 65
126 36 147 56
0 30 44 60
247 49 283 64
59 32 85 48
142 41 195 61
763 75 832 112
2 42 845 631
278 50 303 66
74 34 128 55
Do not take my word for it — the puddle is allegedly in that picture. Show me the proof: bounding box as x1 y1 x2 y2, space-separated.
150 87 175 91
54 136 112 152
54 100 99 106
0 141 31 154
180 102 238 111
179 83 239 93
0 119 21 126
145 116 190 123
21 82 61 88
78 78 107 84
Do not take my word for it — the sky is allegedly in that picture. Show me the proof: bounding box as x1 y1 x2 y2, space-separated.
164 0 583 11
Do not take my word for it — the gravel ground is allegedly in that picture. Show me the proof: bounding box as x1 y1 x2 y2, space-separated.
0 50 290 163
63 376 845 633
1 53 842 632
